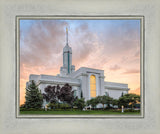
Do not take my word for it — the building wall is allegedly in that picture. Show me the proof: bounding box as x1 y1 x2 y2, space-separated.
71 67 106 101
105 89 128 99
104 81 129 99
27 68 130 107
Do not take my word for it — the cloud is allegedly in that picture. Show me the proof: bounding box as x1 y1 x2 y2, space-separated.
71 23 99 65
98 21 140 59
20 20 67 67
129 87 140 95
134 50 140 57
122 69 140 74
109 64 121 71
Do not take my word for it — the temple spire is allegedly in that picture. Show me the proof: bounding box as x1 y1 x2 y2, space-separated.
60 27 75 76
66 27 68 46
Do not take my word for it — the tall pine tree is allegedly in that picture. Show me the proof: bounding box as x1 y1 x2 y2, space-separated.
25 80 43 109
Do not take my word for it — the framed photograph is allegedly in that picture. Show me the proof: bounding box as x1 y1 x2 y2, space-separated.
0 0 160 134
16 16 144 118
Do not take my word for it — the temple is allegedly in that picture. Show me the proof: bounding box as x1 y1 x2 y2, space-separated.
26 27 130 107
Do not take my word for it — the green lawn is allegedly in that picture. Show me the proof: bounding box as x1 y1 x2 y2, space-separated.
20 110 140 115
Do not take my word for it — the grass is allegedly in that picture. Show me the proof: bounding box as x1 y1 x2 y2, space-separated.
20 110 140 115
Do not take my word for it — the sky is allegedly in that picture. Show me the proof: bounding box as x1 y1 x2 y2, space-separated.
20 19 141 105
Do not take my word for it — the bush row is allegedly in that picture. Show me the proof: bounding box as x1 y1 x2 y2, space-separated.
20 107 140 112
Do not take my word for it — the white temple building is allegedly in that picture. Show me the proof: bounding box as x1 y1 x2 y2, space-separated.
26 28 129 107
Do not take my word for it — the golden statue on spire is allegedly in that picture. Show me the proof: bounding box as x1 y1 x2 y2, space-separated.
66 27 68 32
66 27 68 46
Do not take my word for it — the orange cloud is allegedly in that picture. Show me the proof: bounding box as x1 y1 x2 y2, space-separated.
109 64 121 71
122 69 140 74
129 87 140 95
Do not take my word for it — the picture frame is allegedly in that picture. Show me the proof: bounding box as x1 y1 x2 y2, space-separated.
16 15 144 118
0 0 160 134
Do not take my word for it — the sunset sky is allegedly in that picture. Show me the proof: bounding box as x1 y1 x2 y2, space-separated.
20 19 140 105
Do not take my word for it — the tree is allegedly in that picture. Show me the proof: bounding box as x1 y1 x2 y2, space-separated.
96 95 113 109
121 92 124 97
128 94 140 109
43 83 76 107
87 98 98 109
81 91 83 98
73 98 85 110
43 85 58 104
25 80 43 109
58 83 75 105
86 100 91 107
112 99 118 107
118 93 140 109
96 96 105 109
55 84 61 100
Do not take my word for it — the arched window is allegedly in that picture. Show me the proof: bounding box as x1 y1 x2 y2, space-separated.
90 75 96 98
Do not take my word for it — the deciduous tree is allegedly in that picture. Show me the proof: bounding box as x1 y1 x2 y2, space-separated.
73 98 85 110
43 85 57 104
96 95 113 109
118 93 140 109
58 83 75 105
87 98 98 109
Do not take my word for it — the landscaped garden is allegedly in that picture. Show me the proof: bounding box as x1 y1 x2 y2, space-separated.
20 80 140 115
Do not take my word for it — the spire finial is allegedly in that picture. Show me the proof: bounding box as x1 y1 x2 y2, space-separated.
66 27 68 46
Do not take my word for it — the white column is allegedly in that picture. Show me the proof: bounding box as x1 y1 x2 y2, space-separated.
95 74 99 96
81 73 88 101
99 75 105 96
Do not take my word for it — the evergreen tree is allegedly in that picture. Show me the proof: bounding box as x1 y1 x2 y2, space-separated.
81 91 83 98
25 80 43 109
121 92 124 97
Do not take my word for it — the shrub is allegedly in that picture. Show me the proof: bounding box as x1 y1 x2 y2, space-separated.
59 103 71 109
20 107 44 111
47 103 71 110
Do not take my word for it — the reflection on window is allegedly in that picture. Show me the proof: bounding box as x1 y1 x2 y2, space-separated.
90 75 96 97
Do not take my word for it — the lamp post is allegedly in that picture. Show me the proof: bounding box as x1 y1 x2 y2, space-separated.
121 105 124 113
